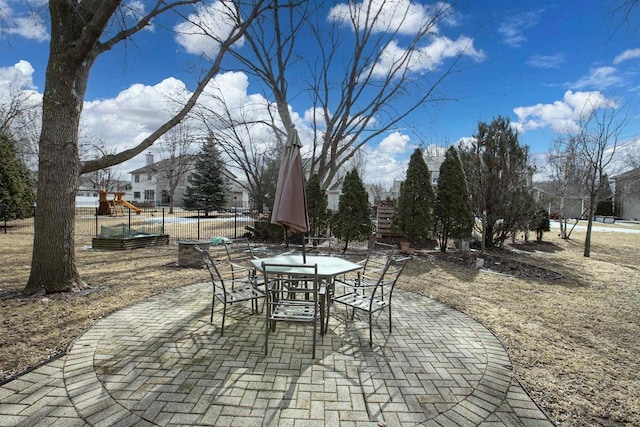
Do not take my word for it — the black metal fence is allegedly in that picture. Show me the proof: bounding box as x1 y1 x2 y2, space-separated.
1 207 266 242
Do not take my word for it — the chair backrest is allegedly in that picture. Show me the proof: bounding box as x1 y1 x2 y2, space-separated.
367 256 411 303
195 245 229 297
261 262 320 316
362 241 398 274
224 237 256 264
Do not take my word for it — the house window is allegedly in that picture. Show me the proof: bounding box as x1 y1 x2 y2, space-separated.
144 189 155 201
134 174 140 183
147 173 153 181
133 192 141 199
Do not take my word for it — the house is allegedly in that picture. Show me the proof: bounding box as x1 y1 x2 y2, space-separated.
129 153 250 209
532 182 588 219
425 155 445 187
613 168 640 220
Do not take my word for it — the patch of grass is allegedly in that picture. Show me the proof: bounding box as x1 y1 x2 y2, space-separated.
1 225 639 426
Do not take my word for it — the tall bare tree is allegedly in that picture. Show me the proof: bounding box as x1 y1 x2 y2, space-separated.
23 0 267 294
545 135 589 239
572 104 627 257
226 1 483 188
156 123 198 213
196 94 283 213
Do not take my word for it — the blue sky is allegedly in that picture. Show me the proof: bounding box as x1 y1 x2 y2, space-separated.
1 0 639 186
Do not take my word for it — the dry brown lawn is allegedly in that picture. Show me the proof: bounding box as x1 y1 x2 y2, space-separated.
1 224 639 426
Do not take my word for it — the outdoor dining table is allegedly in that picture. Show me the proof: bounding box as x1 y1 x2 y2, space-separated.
251 254 363 279
251 254 363 333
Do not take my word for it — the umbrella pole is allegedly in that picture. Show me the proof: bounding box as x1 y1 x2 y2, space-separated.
302 232 306 263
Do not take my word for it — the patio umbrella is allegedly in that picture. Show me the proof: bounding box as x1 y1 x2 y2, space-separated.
271 124 309 261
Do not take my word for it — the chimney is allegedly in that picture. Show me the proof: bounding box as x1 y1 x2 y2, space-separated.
145 152 154 165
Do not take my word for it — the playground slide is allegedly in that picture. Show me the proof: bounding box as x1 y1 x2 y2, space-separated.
117 199 142 215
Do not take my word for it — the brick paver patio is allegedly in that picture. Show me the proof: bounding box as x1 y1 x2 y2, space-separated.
0 282 554 426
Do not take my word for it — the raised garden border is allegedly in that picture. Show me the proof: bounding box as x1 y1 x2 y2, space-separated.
91 234 169 250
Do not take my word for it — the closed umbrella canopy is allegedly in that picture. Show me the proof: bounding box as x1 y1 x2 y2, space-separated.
271 124 309 233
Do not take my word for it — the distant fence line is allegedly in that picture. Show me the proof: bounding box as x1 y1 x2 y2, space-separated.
1 207 266 242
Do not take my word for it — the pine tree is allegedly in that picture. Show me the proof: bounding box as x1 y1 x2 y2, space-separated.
332 169 372 252
433 146 474 252
392 148 434 243
0 133 35 220
306 174 331 237
182 137 228 214
459 115 532 248
532 208 550 241
595 175 614 216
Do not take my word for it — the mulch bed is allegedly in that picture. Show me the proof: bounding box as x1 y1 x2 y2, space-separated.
424 250 563 281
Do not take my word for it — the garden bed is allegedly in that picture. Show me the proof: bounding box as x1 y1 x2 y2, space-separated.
91 234 169 250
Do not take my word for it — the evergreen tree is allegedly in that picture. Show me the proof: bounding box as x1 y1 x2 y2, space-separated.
0 133 35 220
532 208 551 241
595 175 614 216
459 115 533 248
182 137 228 214
332 169 372 252
433 146 474 252
306 174 331 238
392 148 434 243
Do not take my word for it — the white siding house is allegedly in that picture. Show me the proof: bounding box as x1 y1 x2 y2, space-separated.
129 153 250 209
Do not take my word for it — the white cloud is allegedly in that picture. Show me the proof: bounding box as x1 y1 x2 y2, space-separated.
613 48 640 64
0 1 49 42
369 35 484 77
174 1 243 57
526 52 565 69
498 9 544 47
360 131 415 186
81 78 192 171
328 0 457 36
571 66 623 90
0 60 36 90
513 90 618 134
378 131 414 154
0 61 42 111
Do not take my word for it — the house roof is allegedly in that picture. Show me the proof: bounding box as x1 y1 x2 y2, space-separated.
129 155 238 182
612 167 640 181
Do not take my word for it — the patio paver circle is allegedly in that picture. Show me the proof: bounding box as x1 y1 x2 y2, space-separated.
62 282 552 426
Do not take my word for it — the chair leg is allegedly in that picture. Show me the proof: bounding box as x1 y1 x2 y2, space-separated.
265 314 269 356
388 304 392 333
319 298 325 335
210 297 215 323
369 311 373 348
312 315 317 358
221 304 226 336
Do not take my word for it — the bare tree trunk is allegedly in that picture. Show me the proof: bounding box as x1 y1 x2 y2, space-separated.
584 190 597 257
24 5 96 293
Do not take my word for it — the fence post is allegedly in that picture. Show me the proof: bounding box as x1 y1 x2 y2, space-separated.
234 207 238 238
128 208 132 234
197 210 201 240
162 208 165 235
95 208 99 236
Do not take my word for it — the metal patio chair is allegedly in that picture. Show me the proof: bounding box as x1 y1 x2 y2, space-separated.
332 256 411 348
195 246 265 335
261 262 323 358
